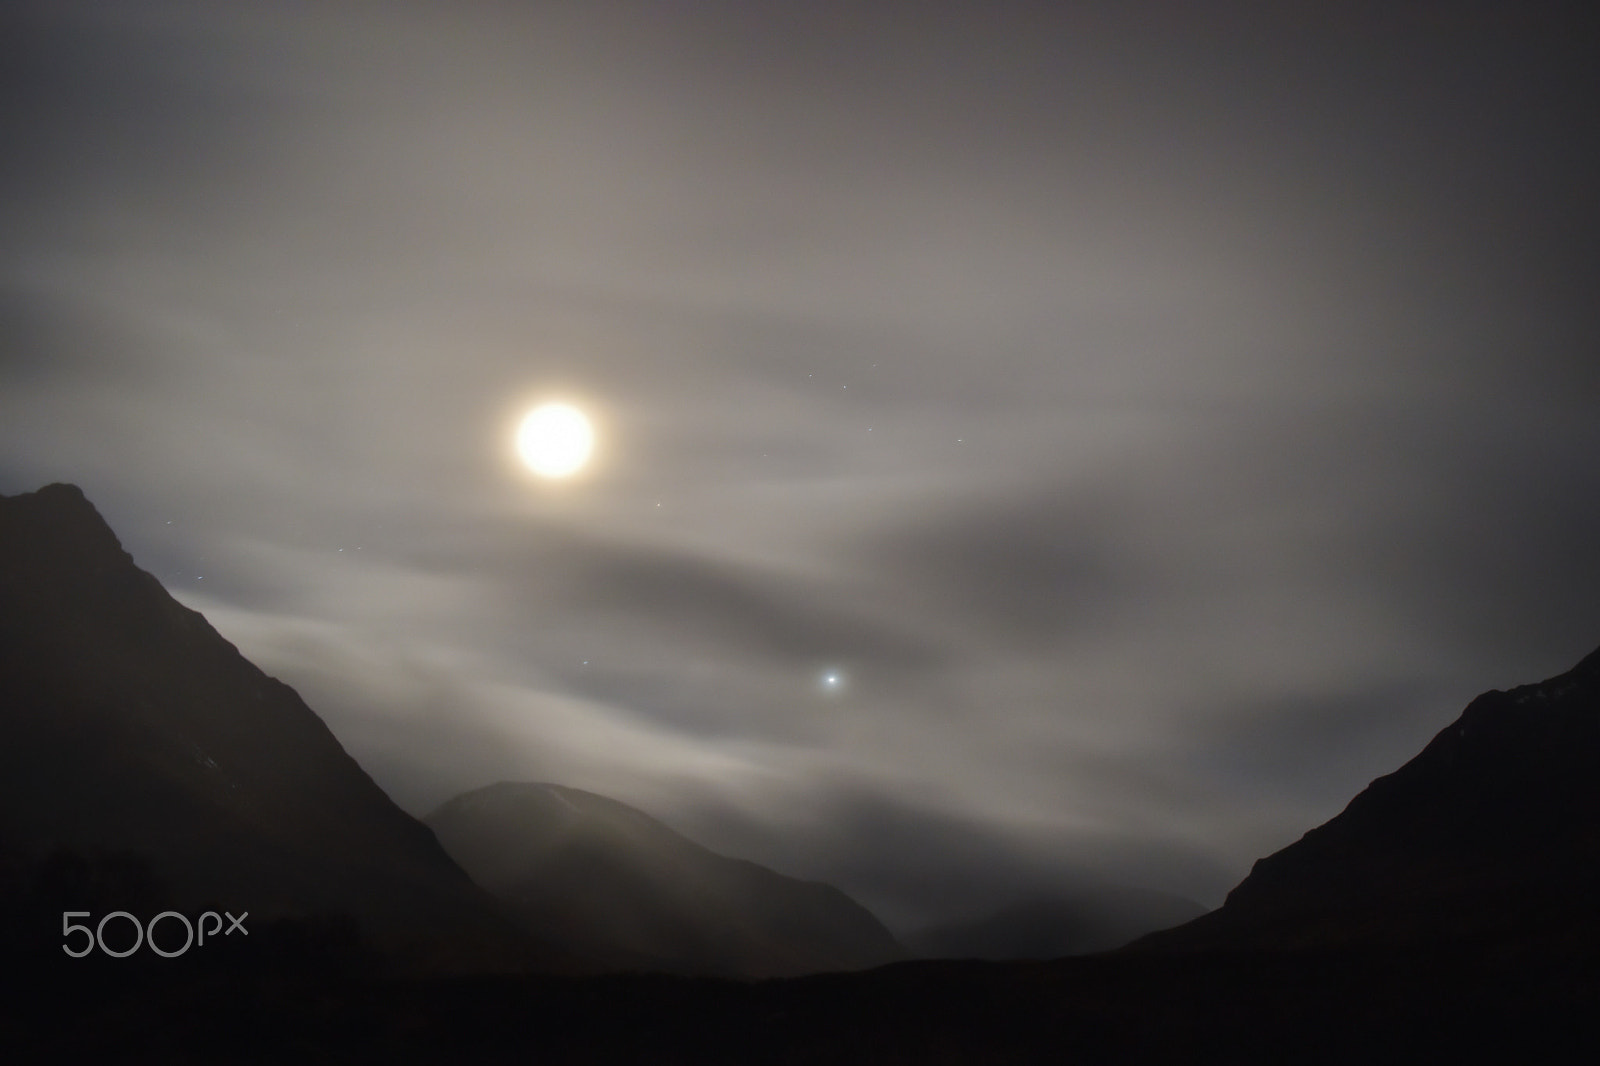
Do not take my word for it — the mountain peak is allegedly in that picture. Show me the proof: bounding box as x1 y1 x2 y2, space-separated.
2 481 110 528
0 482 132 573
426 780 905 978
1 483 557 974
10 481 92 507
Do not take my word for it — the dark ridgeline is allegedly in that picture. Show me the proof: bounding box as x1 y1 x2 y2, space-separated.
425 781 904 978
0 483 564 975
1131 644 1600 957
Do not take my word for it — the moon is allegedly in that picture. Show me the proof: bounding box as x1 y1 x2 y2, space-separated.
516 403 595 478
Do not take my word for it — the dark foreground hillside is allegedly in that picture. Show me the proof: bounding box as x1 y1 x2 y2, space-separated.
4 934 1597 1063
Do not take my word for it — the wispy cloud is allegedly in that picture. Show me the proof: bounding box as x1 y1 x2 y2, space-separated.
4 1 1598 922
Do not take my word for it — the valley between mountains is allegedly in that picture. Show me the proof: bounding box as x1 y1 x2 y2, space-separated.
5 482 1599 1062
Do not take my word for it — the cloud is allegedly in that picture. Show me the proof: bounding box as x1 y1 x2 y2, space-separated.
180 589 796 811
665 777 1237 929
1357 410 1600 682
499 528 946 671
1173 682 1455 816
5 1 1600 929
850 480 1142 647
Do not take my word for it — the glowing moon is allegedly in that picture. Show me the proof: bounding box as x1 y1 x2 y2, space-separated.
516 403 594 478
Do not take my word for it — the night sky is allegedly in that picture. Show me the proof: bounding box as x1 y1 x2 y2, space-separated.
3 1 1598 933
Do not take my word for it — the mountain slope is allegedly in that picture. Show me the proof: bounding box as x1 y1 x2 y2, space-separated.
425 781 905 978
1135 644 1600 953
0 483 561 973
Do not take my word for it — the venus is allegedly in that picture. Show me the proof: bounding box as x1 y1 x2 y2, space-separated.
516 402 595 478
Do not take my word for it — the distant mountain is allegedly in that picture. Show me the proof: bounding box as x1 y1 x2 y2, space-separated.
0 483 562 974
907 885 1206 960
425 781 905 978
1135 644 1600 954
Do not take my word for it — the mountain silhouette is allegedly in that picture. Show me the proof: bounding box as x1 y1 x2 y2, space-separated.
0 483 562 973
425 781 905 978
1135 644 1600 954
907 885 1205 960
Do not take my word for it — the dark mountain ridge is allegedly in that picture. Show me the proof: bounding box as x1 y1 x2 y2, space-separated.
0 483 560 973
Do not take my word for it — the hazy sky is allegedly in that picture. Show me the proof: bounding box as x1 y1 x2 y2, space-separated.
3 1 1597 930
